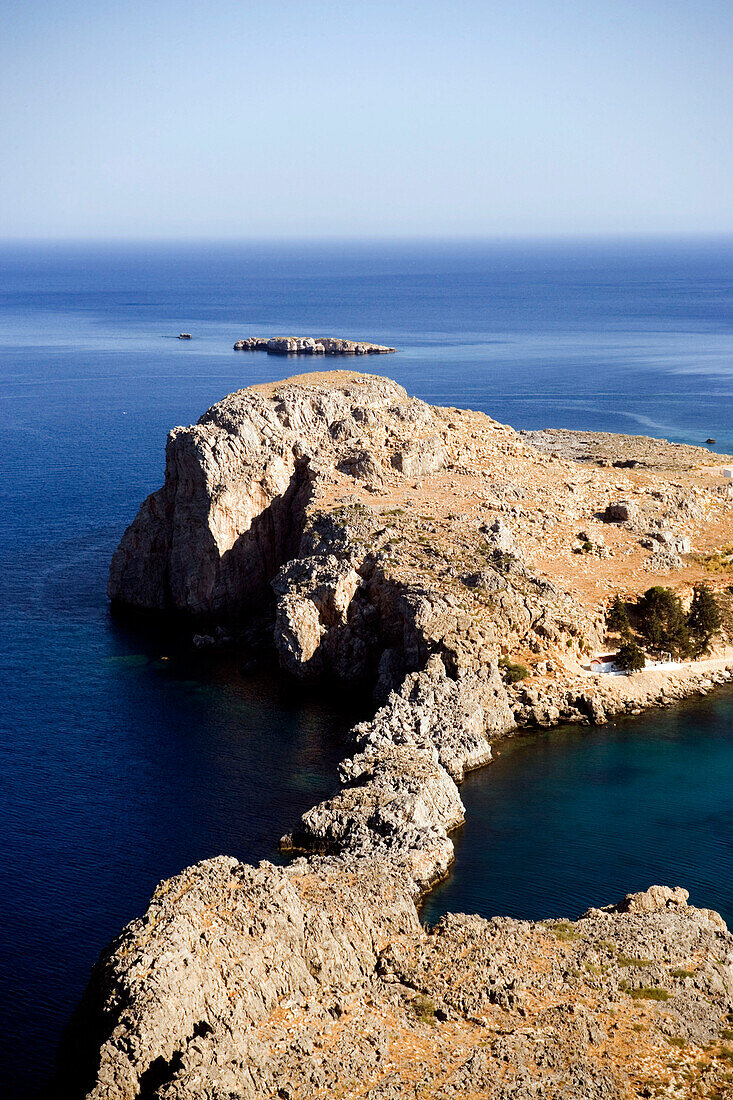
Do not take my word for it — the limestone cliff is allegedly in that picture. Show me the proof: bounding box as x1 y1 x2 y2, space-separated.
108 372 609 683
110 369 733 718
109 374 408 616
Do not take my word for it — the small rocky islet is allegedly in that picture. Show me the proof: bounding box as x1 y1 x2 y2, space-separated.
232 335 396 356
57 369 733 1098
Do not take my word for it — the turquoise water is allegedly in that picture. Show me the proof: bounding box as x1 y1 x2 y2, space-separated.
1 239 732 1096
421 696 733 927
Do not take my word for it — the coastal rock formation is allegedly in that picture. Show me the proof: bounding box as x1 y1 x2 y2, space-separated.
106 368 733 900
350 654 513 782
233 336 396 355
109 372 612 689
281 654 514 894
509 659 733 728
109 373 407 616
110 371 733 685
57 371 733 1099
55 855 733 1100
285 745 461 895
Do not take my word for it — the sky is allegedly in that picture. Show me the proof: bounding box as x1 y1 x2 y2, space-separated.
1 0 731 239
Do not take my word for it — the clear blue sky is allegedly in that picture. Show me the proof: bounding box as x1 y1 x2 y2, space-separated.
1 0 731 239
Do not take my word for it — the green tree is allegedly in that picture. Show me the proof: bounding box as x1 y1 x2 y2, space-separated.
616 639 646 673
607 595 630 636
687 584 721 657
499 657 530 683
635 586 691 659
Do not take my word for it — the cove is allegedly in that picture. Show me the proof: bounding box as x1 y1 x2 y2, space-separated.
420 691 733 929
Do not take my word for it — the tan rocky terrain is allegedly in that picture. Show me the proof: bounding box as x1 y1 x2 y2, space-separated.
55 862 733 1100
109 369 733 694
64 370 733 1100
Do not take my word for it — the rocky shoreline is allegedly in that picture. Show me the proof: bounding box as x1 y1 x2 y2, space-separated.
57 371 733 1098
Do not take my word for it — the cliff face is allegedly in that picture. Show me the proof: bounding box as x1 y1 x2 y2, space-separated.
109 371 611 685
109 374 408 617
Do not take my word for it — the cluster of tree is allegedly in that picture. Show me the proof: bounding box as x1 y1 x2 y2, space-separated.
607 585 722 672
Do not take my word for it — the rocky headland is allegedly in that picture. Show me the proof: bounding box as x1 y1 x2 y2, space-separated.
57 371 733 1098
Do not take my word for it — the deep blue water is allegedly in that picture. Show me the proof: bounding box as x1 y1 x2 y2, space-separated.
1 239 733 1097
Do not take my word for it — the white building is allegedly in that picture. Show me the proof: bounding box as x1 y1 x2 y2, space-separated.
590 655 617 674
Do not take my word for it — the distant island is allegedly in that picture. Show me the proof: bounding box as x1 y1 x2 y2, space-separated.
233 335 396 355
58 370 733 1100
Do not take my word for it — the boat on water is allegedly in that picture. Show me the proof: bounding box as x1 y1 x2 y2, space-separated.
178 332 192 339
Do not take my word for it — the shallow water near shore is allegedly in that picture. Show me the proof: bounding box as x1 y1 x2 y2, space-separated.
1 238 733 1096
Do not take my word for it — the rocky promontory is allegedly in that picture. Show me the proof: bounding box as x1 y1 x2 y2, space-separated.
64 371 733 1098
109 369 733 688
107 369 733 897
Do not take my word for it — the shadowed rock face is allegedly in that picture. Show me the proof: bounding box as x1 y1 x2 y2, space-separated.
109 448 312 617
108 374 409 617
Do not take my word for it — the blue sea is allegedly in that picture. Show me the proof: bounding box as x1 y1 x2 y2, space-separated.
1 239 733 1097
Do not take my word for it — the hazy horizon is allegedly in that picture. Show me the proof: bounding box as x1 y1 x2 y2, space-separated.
2 232 733 245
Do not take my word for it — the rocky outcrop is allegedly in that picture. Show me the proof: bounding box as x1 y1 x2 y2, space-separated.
603 499 638 524
105 369 733 894
55 856 733 1100
391 433 444 477
280 654 514 894
233 336 396 355
108 374 407 616
109 372 609 683
109 370 732 682
271 553 366 679
350 654 514 782
54 854 421 1100
284 746 460 895
269 508 604 690
106 372 733 902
